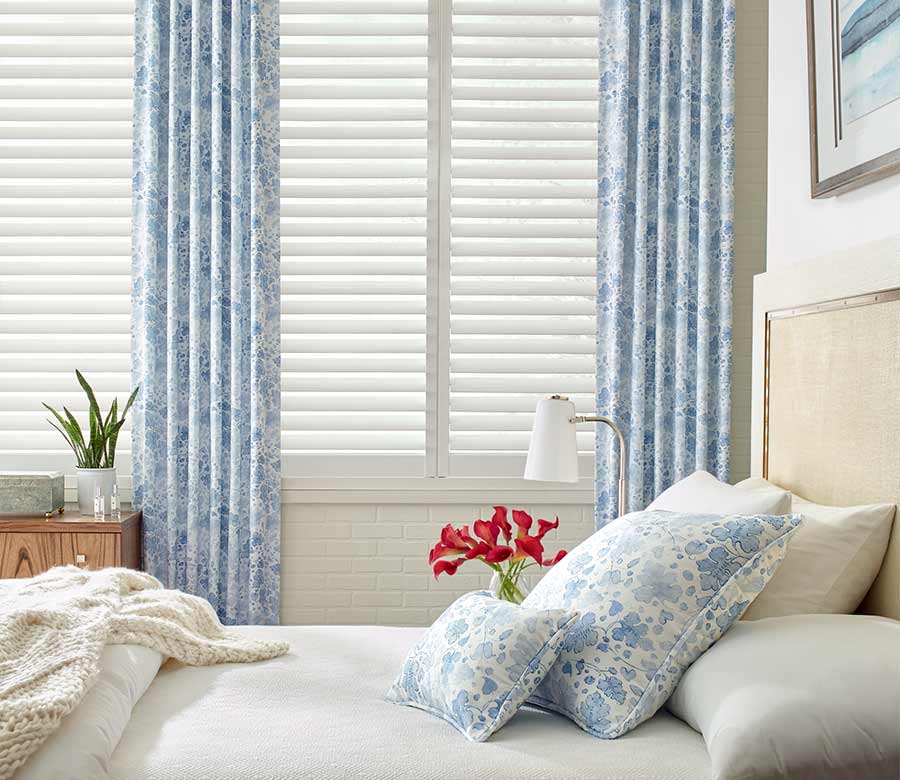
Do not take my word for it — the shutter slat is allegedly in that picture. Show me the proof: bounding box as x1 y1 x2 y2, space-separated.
282 1 426 12
0 197 131 217
0 40 133 57
282 411 424 430
453 20 598 38
282 297 424 314
282 392 425 412
282 121 425 139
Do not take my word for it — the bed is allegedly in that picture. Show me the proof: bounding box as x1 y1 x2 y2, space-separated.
106 625 710 780
11 249 900 780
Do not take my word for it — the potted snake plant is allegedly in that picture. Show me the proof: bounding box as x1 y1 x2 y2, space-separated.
43 371 138 516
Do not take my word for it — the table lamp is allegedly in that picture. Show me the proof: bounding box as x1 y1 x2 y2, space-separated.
523 394 628 518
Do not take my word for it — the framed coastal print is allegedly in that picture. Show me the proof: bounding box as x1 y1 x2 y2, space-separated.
807 0 900 197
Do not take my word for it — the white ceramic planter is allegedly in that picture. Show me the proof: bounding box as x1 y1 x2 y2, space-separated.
76 467 116 516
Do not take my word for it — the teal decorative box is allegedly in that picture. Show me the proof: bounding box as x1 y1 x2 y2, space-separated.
0 471 65 516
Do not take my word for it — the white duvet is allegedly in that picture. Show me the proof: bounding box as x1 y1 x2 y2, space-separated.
21 625 711 780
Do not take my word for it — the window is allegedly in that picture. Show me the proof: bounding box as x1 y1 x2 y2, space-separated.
0 0 597 482
284 0 599 478
0 1 135 474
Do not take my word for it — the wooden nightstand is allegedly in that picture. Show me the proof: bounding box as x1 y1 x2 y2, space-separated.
0 506 141 579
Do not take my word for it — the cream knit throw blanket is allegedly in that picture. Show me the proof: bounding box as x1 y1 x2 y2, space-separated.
0 566 289 780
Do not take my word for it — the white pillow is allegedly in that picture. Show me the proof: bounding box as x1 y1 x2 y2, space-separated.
667 614 900 780
16 644 162 780
647 470 791 516
736 477 895 618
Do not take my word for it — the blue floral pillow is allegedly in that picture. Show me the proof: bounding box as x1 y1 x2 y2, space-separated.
522 510 801 739
386 591 577 742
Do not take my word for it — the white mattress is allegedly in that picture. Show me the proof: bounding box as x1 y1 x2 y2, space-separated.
108 625 711 780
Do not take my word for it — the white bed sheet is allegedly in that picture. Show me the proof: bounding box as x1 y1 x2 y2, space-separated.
108 625 710 780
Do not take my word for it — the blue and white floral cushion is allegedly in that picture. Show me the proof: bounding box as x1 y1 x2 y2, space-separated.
522 510 801 739
386 591 578 742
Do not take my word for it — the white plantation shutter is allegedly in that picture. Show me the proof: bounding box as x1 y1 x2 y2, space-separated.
0 0 597 484
280 0 429 477
0 0 134 477
447 0 598 476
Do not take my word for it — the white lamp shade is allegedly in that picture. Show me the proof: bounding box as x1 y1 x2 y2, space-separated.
524 396 579 483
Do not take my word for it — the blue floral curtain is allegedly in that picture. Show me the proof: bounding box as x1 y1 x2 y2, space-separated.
131 0 281 623
595 0 735 523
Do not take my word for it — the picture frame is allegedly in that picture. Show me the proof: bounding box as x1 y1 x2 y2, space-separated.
807 0 900 197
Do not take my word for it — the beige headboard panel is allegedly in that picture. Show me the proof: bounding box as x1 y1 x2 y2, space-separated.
752 237 900 622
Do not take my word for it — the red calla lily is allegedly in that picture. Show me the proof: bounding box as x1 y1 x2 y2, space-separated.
428 541 465 564
440 523 473 550
485 545 514 563
536 516 559 539
473 519 499 546
433 557 466 578
491 506 512 540
426 507 567 599
512 509 533 536
513 535 544 565
542 549 567 566
464 541 491 560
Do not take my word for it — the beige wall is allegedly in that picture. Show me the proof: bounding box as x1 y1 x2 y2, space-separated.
766 1 900 270
731 0 769 482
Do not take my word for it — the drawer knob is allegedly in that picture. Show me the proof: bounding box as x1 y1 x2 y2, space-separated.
76 554 86 564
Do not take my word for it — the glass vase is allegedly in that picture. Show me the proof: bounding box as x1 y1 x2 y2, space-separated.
489 571 530 604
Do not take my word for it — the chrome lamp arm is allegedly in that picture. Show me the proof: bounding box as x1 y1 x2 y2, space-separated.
571 415 627 518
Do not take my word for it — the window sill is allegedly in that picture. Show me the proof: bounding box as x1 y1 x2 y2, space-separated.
280 477 596 504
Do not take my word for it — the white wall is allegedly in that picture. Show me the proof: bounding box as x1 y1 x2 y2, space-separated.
281 500 594 625
767 1 900 271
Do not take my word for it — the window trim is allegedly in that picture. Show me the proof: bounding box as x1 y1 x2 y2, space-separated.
425 0 453 477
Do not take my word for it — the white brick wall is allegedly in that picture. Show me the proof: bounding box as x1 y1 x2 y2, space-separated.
281 503 595 625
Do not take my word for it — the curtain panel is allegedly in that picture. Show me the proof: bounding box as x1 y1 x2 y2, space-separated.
131 0 281 623
595 0 736 523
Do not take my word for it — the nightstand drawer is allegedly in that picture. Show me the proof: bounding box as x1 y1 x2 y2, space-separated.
0 532 64 578
60 532 121 569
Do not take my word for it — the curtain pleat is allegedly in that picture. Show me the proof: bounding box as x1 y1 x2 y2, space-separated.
132 0 281 624
596 0 735 524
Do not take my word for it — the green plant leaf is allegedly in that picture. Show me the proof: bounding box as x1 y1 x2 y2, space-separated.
121 386 139 421
46 419 76 453
63 406 91 468
103 397 117 437
77 370 106 468
109 386 138 468
100 398 117 467
89 405 102 461
43 403 70 436
44 403 86 466
106 418 127 468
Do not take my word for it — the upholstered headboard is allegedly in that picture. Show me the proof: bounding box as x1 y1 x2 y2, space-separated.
751 238 900 622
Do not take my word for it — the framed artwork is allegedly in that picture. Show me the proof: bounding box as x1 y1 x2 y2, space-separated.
807 0 900 197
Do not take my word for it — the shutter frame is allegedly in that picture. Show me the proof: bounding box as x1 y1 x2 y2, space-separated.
447 0 599 476
280 1 430 476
